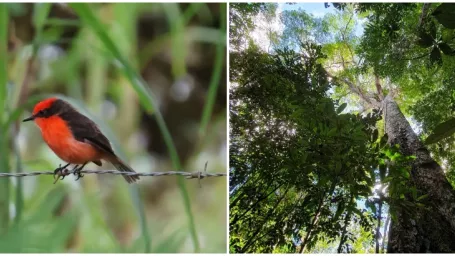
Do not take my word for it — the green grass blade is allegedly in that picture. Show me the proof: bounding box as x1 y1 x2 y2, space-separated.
32 3 51 33
152 228 186 253
161 3 186 79
182 3 203 24
69 3 200 252
0 4 7 118
0 4 10 235
199 3 226 136
130 186 151 253
138 3 211 70
13 138 23 224
32 3 51 53
138 33 171 70
188 26 226 45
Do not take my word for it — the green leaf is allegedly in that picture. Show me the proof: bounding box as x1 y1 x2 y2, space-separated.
32 3 52 32
429 20 437 39
336 102 347 114
416 203 426 208
417 194 428 201
383 176 394 183
379 133 388 148
335 162 342 171
379 164 387 181
369 201 377 214
416 32 433 48
352 207 362 216
410 187 417 199
372 129 379 142
390 211 398 222
390 151 402 161
333 203 344 220
327 127 337 137
430 47 442 65
438 42 455 56
425 117 455 145
432 3 455 29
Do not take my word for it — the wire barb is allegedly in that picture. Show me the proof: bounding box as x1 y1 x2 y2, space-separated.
189 161 209 188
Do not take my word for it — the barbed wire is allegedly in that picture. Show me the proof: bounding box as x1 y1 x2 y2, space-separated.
0 162 226 186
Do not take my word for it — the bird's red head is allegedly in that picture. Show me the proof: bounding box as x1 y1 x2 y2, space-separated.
32 98 58 115
23 97 58 122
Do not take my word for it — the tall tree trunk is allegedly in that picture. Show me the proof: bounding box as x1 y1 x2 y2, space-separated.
375 201 383 253
383 95 455 252
381 213 390 252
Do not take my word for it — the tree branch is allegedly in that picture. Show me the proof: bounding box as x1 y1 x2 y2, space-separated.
417 3 432 31
375 73 384 100
325 70 381 109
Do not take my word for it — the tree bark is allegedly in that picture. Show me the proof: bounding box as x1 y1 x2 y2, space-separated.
417 3 431 31
383 95 455 252
381 213 390 252
375 201 383 253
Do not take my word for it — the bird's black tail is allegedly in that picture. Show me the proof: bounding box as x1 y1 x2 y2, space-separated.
110 157 140 184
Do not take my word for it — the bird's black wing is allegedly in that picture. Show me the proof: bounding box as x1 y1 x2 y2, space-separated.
55 100 115 156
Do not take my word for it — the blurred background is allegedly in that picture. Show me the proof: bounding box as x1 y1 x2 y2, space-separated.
0 2 226 253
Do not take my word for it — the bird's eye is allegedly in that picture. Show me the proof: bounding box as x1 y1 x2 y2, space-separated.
40 109 48 116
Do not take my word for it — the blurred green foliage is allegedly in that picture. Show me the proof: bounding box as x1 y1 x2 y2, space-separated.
0 3 226 253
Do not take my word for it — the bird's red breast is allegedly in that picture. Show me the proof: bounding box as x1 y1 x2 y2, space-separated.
35 109 103 164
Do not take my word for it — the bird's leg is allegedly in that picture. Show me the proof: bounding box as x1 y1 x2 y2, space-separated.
53 163 70 180
60 164 78 180
73 163 87 181
69 165 79 180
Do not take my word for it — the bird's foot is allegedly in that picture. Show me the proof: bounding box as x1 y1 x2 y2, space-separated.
53 163 70 184
72 166 84 181
53 165 62 180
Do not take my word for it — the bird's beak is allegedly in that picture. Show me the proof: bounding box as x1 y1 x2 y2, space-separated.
22 115 36 122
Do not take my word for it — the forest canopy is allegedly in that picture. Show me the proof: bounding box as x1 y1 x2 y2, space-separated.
230 3 455 253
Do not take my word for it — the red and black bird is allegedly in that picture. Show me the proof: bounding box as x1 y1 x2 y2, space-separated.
23 97 140 183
